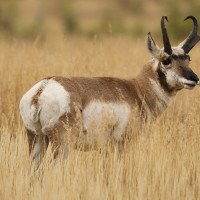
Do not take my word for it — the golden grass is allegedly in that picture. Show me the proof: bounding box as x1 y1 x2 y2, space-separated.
1 35 200 200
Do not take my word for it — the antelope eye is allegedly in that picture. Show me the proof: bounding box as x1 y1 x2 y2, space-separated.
162 58 171 65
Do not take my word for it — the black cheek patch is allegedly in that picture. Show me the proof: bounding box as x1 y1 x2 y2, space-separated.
157 68 173 92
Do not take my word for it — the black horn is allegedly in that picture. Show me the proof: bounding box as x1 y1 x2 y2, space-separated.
161 16 172 55
182 16 200 53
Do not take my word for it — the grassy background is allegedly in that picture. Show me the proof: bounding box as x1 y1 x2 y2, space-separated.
1 0 200 199
0 36 200 199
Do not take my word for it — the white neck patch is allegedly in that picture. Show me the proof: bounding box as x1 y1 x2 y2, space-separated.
149 78 174 113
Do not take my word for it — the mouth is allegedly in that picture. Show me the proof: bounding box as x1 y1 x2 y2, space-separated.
183 81 197 89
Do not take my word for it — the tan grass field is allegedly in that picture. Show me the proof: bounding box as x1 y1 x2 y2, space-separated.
1 35 200 200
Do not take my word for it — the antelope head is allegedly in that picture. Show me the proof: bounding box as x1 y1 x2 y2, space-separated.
146 16 200 91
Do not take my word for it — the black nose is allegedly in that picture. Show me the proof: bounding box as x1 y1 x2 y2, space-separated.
190 74 199 83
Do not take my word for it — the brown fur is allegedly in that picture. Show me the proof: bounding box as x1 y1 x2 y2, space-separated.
31 77 53 106
51 60 173 118
31 87 44 106
26 54 198 165
37 61 171 158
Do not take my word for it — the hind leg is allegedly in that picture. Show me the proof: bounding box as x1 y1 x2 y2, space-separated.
46 123 80 161
26 129 49 170
26 129 37 155
46 124 70 161
45 108 82 161
33 134 49 170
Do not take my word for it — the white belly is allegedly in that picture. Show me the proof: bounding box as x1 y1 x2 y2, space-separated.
82 102 131 143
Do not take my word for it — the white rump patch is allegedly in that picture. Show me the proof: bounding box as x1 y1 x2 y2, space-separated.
82 102 131 142
39 79 70 132
20 80 46 133
19 79 71 134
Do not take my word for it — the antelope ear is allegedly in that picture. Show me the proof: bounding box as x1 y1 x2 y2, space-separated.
146 32 161 59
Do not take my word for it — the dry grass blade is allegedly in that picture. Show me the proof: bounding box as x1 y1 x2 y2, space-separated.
0 37 200 200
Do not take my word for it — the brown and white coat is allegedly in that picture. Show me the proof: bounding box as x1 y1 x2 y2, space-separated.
19 16 200 168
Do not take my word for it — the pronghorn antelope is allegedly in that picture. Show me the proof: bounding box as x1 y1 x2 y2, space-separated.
20 16 200 168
